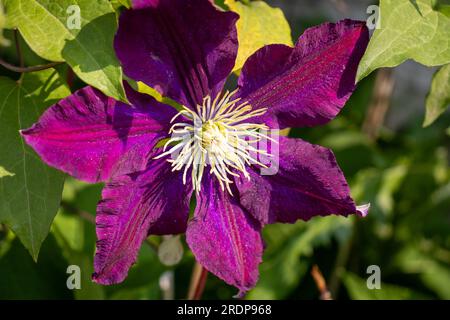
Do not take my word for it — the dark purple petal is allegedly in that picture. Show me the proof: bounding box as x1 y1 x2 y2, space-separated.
236 136 367 225
237 19 369 129
21 85 175 183
132 0 155 8
115 0 238 109
93 155 192 285
186 176 263 296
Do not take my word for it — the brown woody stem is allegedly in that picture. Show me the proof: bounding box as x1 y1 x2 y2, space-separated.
0 57 63 73
187 262 208 300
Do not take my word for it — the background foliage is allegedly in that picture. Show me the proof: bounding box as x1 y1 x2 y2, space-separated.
0 0 449 300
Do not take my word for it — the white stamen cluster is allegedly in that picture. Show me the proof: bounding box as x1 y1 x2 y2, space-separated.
155 90 274 194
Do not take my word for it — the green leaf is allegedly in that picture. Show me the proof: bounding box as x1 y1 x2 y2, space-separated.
136 80 183 111
0 1 9 46
395 247 450 299
0 69 69 260
110 0 131 10
424 64 450 126
224 0 293 72
377 164 409 216
105 245 164 299
52 179 105 299
247 216 352 299
343 272 429 300
357 0 450 81
5 0 127 103
0 235 72 299
53 223 106 299
0 166 14 178
437 3 450 18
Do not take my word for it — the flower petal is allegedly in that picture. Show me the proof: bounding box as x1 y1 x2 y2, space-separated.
93 155 192 285
186 176 263 296
115 0 239 109
21 85 175 183
132 0 156 8
237 19 369 129
236 137 367 224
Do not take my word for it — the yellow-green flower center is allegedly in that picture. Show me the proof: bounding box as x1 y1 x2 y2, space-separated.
155 90 275 194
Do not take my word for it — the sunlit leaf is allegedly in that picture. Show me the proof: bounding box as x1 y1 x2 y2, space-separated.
357 0 450 81
224 0 292 72
437 3 450 18
0 166 14 178
110 0 131 10
136 81 182 111
0 1 9 46
424 64 450 126
5 0 127 102
0 69 69 260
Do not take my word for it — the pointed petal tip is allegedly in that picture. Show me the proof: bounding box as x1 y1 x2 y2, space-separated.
356 203 371 217
116 0 238 109
19 126 35 136
91 271 124 286
334 18 369 35
20 127 38 145
233 290 247 299
92 259 132 285
92 272 107 285
19 86 174 183
91 272 105 285
187 177 262 296
236 18 370 130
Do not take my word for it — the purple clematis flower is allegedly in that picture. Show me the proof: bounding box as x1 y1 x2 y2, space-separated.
21 0 370 296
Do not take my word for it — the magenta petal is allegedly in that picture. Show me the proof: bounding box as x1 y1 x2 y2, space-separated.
21 86 175 183
115 0 238 109
186 177 263 296
131 0 156 8
237 20 369 129
236 137 366 224
93 156 192 285
356 203 371 217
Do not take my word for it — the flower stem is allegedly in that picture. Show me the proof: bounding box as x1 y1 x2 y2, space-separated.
1 30 62 74
362 68 395 140
0 57 63 73
66 67 75 88
311 265 332 300
328 219 357 296
187 262 208 300
13 30 24 69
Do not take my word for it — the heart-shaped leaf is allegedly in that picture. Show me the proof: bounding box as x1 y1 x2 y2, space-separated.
424 64 450 126
5 0 127 102
0 69 69 260
225 0 293 72
357 0 450 81
0 1 9 46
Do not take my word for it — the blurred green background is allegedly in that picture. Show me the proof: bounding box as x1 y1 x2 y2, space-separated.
0 0 449 300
